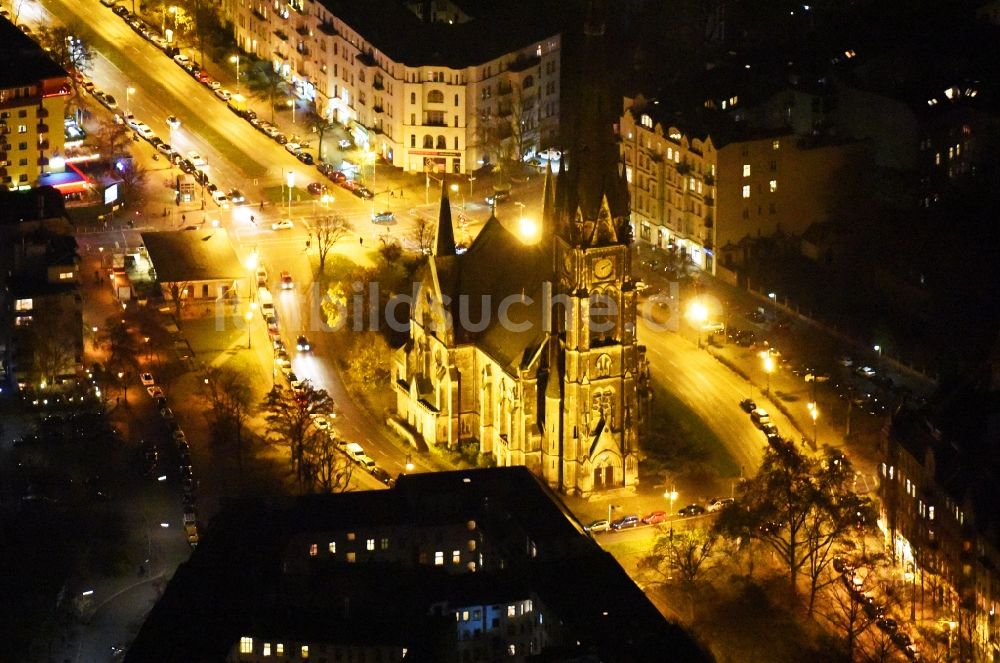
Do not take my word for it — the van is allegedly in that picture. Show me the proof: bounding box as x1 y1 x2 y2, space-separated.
750 408 771 427
344 442 365 460
257 287 274 316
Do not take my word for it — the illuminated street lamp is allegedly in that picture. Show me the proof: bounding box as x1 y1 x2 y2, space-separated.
687 300 709 348
664 484 678 537
287 97 297 124
807 401 819 447
405 453 414 472
117 370 127 405
761 353 775 397
518 217 538 243
450 182 466 212
230 53 241 94
125 85 136 113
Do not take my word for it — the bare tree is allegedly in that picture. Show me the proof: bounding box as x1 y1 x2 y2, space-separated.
639 527 722 586
408 216 434 255
344 331 391 389
301 430 353 494
261 381 336 490
308 115 339 164
94 118 133 161
246 60 289 124
36 24 95 77
314 213 353 274
203 365 255 471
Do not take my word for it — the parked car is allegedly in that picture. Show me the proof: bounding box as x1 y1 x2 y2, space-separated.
678 504 706 517
211 190 228 207
296 152 314 165
214 88 231 101
750 408 771 427
705 497 733 512
186 151 207 168
641 510 668 525
146 385 164 399
739 398 757 413
855 365 877 378
610 515 640 530
584 519 610 533
370 467 395 486
307 182 326 196
140 372 155 386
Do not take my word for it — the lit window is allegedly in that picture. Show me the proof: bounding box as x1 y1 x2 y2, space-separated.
328 542 336 553
508 645 516 655
742 185 750 198
347 532 356 540
688 177 695 190
956 143 961 156
772 140 780 150
434 551 444 566
667 147 673 160
697 181 702 194
640 113 652 128
743 164 751 177
462 610 470 621
381 537 390 550
59 272 73 280
276 644 284 655
508 605 516 617
301 645 309 659
308 543 318 556
366 538 375 551
18 124 27 133
346 552 356 563
929 506 935 520
263 642 271 657
15 298 32 311
948 147 954 159
935 152 941 165
452 550 461 564
240 637 254 654
769 180 777 192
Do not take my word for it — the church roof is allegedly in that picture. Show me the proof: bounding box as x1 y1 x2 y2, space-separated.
429 215 552 373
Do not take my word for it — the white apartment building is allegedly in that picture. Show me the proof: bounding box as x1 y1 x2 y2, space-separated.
225 0 561 174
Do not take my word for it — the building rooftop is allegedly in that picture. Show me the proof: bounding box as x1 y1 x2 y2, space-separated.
125 467 712 662
318 0 564 68
0 17 70 88
140 230 245 283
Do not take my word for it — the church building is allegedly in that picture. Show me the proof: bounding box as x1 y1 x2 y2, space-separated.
393 9 649 496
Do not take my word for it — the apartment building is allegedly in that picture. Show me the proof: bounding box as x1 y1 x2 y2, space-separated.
224 0 561 174
879 370 1000 661
621 95 864 275
0 17 73 190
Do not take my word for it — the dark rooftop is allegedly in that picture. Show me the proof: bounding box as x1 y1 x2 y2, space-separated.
0 16 69 88
140 230 245 283
125 467 712 662
318 0 565 68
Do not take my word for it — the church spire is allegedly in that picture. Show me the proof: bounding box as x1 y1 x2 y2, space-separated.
434 179 456 256
553 0 629 247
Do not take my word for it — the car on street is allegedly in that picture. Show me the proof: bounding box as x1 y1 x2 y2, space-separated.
160 407 175 421
307 182 326 196
156 142 176 157
370 467 395 486
214 88 231 101
701 321 725 335
173 54 191 66
228 189 246 205
96 92 118 109
211 190 229 207
355 185 374 199
171 429 187 443
837 355 854 367
761 422 779 437
641 510 668 525
338 138 352 149
706 497 734 512
855 365 876 378
140 372 155 386
280 271 294 289
272 219 293 231
147 385 164 399
296 152 315 165
327 170 347 183
310 413 331 430
113 5 129 15
187 151 207 168
891 631 912 648
584 519 610 533
296 335 311 352
750 408 771 427
485 190 511 206
372 210 396 224
876 617 898 634
284 142 301 154
255 266 268 286
610 515 640 530
739 398 756 413
165 115 181 129
678 504 706 517
274 349 291 368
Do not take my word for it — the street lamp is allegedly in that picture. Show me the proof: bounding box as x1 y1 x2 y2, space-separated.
125 85 136 113
286 171 295 222
245 309 254 349
664 485 678 538
117 370 127 405
874 344 882 372
807 401 819 447
230 54 241 94
761 353 775 397
687 300 708 348
287 97 296 124
450 182 466 212
405 453 414 472
768 291 777 319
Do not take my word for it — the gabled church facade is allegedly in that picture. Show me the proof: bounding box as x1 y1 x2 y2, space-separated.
393 9 649 496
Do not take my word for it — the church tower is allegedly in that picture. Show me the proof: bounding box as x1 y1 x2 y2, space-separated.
542 0 648 495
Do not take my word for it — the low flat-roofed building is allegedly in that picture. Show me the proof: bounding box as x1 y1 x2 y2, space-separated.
140 230 247 318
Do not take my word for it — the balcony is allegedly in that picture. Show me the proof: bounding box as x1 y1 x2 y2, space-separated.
704 174 715 185
37 156 49 166
251 7 267 21
274 30 289 41
497 83 513 96
373 105 384 114
295 25 309 36
358 50 376 67
296 44 310 56
36 107 49 118
317 22 336 37
704 196 714 206
498 105 512 118
373 78 384 91
38 140 49 150
423 119 446 127
36 123 49 133
676 162 691 175
0 125 10 135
